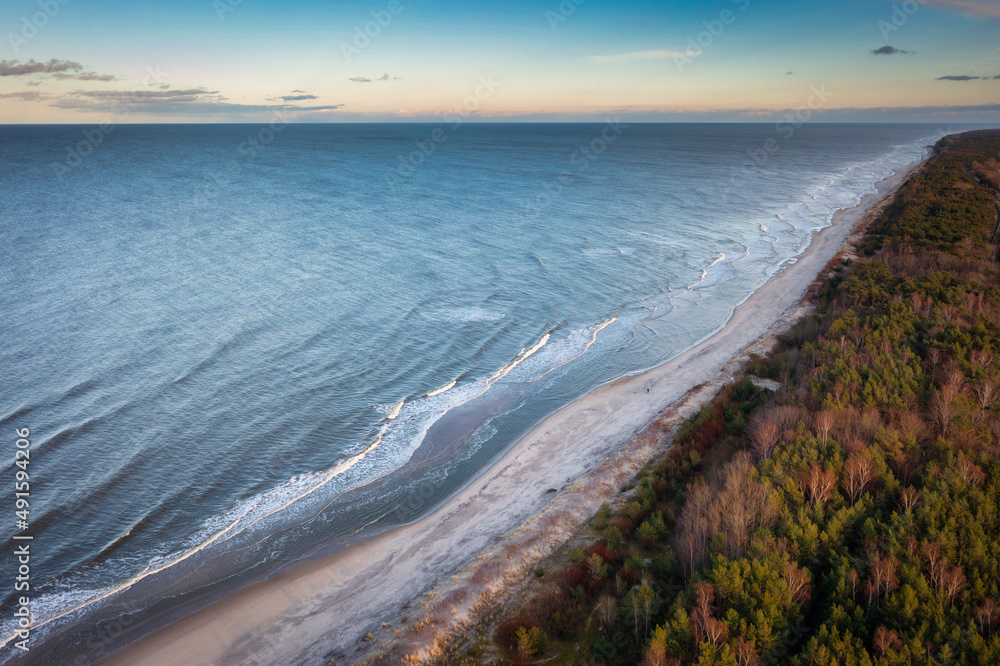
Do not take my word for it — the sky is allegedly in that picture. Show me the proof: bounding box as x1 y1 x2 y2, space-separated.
0 0 998 123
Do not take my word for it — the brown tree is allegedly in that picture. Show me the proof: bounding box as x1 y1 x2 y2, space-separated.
752 420 778 459
941 565 968 605
842 452 875 504
900 486 922 513
957 455 986 486
814 411 833 445
732 636 760 666
975 379 998 409
596 595 617 628
970 349 994 377
784 564 811 605
865 556 899 610
930 370 965 436
976 598 1000 634
805 465 836 508
873 626 903 657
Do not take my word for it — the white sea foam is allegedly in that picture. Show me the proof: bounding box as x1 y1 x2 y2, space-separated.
426 380 456 397
385 399 405 420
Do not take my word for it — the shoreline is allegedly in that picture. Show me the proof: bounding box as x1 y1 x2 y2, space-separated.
98 155 927 666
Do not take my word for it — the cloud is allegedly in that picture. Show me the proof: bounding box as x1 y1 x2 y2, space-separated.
52 71 117 81
590 49 690 64
76 72 117 81
871 45 913 55
786 71 795 75
349 73 398 83
51 87 341 115
291 89 305 93
937 75 981 80
73 88 220 99
0 58 82 76
278 94 317 101
0 91 45 101
924 0 1000 19
0 59 116 81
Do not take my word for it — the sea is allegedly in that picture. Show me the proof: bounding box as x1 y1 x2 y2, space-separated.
0 123 980 662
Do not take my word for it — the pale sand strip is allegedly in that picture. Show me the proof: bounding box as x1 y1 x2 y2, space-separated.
101 158 925 666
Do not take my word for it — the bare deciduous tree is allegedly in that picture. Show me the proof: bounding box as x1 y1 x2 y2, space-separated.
784 564 811 605
900 486 921 513
805 465 836 508
814 411 833 444
752 421 778 459
971 349 994 376
732 636 760 666
596 594 617 628
957 455 986 486
873 626 903 657
842 452 875 504
976 598 1000 634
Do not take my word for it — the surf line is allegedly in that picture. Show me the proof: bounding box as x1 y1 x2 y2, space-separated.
0 423 397 651
386 399 405 420
0 334 560 648
255 331 558 532
426 380 456 397
529 314 617 384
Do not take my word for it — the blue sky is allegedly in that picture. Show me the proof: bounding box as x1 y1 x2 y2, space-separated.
1 0 998 122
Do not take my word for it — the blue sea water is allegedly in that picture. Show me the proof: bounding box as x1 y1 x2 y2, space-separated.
0 123 967 661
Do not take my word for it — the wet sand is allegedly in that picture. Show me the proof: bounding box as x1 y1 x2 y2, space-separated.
100 157 925 666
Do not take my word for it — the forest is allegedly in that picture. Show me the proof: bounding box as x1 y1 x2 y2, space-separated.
488 130 1000 665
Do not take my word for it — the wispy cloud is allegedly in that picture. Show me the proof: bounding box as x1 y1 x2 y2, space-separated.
277 94 317 101
0 59 116 81
0 91 45 101
72 88 220 100
937 74 982 80
348 73 399 83
0 58 82 76
51 87 341 115
925 0 1000 19
590 49 690 64
871 45 913 55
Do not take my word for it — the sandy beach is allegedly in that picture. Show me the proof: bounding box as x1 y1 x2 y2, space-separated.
99 156 926 666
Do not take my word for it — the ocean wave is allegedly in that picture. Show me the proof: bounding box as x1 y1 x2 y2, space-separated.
0 319 631 649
